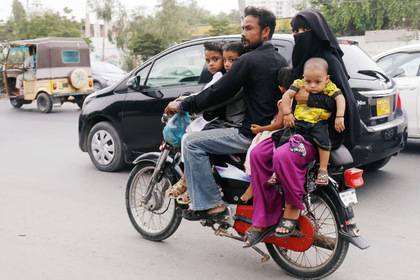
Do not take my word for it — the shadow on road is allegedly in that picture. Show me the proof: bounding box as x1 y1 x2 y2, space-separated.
356 169 395 197
401 139 420 155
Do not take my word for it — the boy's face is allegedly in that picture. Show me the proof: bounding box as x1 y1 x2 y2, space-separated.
223 50 239 72
205 50 224 74
303 68 329 94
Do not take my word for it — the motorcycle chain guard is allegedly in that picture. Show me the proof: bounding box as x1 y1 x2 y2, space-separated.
233 205 315 252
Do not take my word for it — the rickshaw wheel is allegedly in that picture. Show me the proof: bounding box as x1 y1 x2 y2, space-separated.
37 92 53 113
10 97 23 109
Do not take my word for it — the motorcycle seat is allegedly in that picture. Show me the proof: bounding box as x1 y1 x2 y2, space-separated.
330 145 353 167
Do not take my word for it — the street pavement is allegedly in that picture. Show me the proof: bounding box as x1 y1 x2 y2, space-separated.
1 99 420 280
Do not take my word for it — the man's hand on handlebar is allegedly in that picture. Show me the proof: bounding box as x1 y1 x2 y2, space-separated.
164 100 182 115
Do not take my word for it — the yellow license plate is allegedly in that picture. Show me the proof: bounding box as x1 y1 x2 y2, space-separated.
376 97 391 116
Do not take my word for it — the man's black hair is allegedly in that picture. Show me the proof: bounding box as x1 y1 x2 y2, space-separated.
277 66 293 88
223 42 245 56
204 41 223 54
244 6 276 39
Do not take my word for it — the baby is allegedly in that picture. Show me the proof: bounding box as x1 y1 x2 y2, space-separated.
281 57 346 185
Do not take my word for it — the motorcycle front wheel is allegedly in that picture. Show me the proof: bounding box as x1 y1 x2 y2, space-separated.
266 191 349 279
125 161 182 241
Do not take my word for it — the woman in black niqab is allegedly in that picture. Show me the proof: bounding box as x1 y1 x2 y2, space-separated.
291 9 360 149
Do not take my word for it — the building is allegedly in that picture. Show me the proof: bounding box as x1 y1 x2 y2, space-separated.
238 0 299 18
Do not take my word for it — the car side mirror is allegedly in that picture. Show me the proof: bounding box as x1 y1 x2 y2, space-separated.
144 89 164 99
390 68 405 78
127 75 142 91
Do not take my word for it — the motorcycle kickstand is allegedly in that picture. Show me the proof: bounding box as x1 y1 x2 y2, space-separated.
213 226 270 263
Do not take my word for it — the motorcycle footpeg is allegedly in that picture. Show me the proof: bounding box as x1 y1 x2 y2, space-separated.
200 219 215 227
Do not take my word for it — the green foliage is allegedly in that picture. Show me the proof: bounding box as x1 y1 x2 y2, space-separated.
207 18 240 36
0 0 82 41
128 32 165 60
306 0 420 36
22 13 82 38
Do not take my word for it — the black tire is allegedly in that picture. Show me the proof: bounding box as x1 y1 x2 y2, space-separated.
126 162 182 241
10 97 23 108
75 96 85 109
36 92 53 113
266 191 349 279
362 156 392 171
87 121 125 172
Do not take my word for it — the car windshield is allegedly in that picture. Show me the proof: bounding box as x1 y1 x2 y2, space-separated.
340 44 386 80
7 46 28 64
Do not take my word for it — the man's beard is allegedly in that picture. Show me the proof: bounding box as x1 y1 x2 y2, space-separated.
241 34 264 50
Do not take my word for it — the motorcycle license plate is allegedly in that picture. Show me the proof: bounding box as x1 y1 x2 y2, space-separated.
339 189 358 207
376 97 391 116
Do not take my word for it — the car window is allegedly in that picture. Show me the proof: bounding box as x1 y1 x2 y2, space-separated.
137 63 151 86
340 44 385 80
146 44 205 88
272 39 294 64
377 52 420 77
62 50 80 63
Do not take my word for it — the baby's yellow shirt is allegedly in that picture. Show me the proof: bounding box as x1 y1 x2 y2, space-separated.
289 79 341 124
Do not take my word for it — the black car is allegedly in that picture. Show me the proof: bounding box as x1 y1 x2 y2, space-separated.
79 34 407 172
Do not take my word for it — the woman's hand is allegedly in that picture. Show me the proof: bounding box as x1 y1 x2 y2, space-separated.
283 113 295 128
251 124 263 134
294 89 309 104
335 117 345 132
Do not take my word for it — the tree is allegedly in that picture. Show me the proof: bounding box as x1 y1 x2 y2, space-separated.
128 32 165 60
305 0 420 36
154 0 191 46
207 18 240 36
12 0 26 22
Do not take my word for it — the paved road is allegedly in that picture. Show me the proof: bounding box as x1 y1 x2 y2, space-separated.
1 100 419 280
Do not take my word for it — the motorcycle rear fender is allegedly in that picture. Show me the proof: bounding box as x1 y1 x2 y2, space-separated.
314 186 369 250
133 152 183 180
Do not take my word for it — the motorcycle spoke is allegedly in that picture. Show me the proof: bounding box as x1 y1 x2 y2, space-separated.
128 164 177 235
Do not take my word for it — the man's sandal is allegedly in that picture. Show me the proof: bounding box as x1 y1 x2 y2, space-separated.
182 207 229 222
275 218 302 238
243 225 276 248
315 169 329 186
166 179 186 199
176 192 191 205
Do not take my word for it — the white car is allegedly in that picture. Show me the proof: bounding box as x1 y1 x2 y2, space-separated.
374 44 420 138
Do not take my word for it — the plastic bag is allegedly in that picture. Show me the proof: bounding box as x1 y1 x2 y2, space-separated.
162 112 191 147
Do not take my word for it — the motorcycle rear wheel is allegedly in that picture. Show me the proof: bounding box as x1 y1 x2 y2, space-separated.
125 161 182 241
266 191 349 279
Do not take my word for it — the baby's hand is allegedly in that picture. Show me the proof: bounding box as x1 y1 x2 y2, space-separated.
283 113 295 128
335 117 345 132
251 124 263 134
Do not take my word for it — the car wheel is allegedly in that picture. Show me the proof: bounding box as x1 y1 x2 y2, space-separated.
36 92 53 113
362 156 392 171
87 121 125 172
10 97 23 108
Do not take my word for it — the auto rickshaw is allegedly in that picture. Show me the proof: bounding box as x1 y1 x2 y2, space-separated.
1 37 94 113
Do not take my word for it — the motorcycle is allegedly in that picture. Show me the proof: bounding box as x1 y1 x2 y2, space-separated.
125 114 369 279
